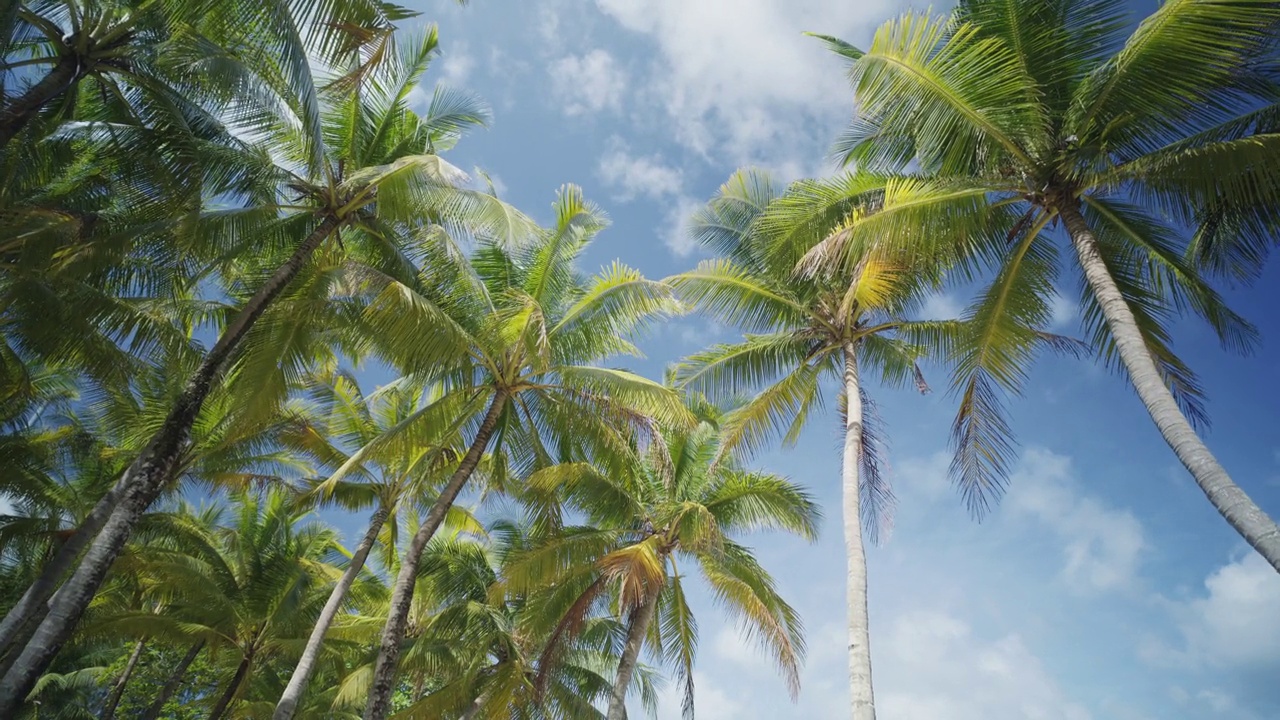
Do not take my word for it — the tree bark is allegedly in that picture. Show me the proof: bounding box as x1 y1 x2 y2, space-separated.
0 216 341 715
606 589 659 720
274 503 390 720
207 648 253 720
140 641 204 720
100 638 147 720
843 345 875 720
0 53 80 146
0 481 123 658
363 392 508 720
1060 203 1280 572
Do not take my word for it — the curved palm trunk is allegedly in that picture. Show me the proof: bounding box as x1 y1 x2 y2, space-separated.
0 481 123 658
208 647 254 720
1061 204 1280 572
606 589 659 720
274 504 391 720
363 392 508 720
100 638 146 720
0 54 80 146
141 641 204 720
842 345 875 720
0 216 341 715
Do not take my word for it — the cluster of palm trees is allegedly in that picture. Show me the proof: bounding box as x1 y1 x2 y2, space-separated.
1 0 1277 718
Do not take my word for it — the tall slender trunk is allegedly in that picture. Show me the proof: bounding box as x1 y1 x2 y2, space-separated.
208 647 254 720
100 638 146 720
606 589 659 720
0 482 123 658
363 392 508 720
842 345 875 720
0 53 80 146
0 216 341 715
1060 203 1280 572
274 504 391 720
141 641 204 720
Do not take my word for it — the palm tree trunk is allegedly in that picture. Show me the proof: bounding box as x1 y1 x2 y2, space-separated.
100 638 146 720
208 648 253 720
0 216 341 716
274 503 391 720
0 53 80 146
141 641 204 720
606 589 659 720
0 481 123 659
363 392 508 720
1061 203 1280 572
842 345 875 720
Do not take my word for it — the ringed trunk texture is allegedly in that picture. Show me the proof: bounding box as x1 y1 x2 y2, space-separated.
207 649 253 720
605 589 659 720
0 53 80 146
0 216 341 715
363 392 508 720
100 638 147 720
843 345 875 720
0 480 124 658
274 504 391 720
1061 203 1280 572
141 641 204 720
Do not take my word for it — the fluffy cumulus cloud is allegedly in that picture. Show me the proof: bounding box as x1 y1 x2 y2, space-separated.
877 611 1092 720
595 138 701 256
1005 449 1146 593
596 139 684 201
1160 552 1280 670
591 0 904 166
548 48 627 115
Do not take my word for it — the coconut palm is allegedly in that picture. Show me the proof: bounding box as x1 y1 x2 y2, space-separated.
801 0 1280 570
357 185 687 720
0 18 532 707
271 369 478 720
106 490 343 720
378 520 659 720
666 169 1076 719
503 397 818 720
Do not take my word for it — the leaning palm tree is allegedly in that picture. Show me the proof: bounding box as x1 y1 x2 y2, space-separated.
108 490 343 720
667 169 1073 719
271 369 476 720
356 185 687 720
801 0 1280 570
505 397 819 720
0 20 532 710
382 520 660 720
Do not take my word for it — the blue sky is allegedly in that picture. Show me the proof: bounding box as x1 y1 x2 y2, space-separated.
362 1 1280 717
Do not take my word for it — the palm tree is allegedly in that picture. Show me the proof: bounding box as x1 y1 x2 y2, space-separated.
109 490 343 720
667 169 1072 719
0 18 530 708
504 397 819 720
382 521 659 719
802 0 1280 570
271 370 474 720
357 185 687 720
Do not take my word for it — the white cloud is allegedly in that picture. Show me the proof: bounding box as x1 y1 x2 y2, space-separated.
594 139 699 256
1006 449 1146 593
920 293 964 321
662 195 704 257
1170 552 1280 669
878 610 1092 720
548 48 627 115
596 139 684 201
1049 291 1077 331
592 0 902 165
440 42 475 86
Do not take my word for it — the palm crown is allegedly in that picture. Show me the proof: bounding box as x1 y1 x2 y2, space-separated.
793 0 1280 569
